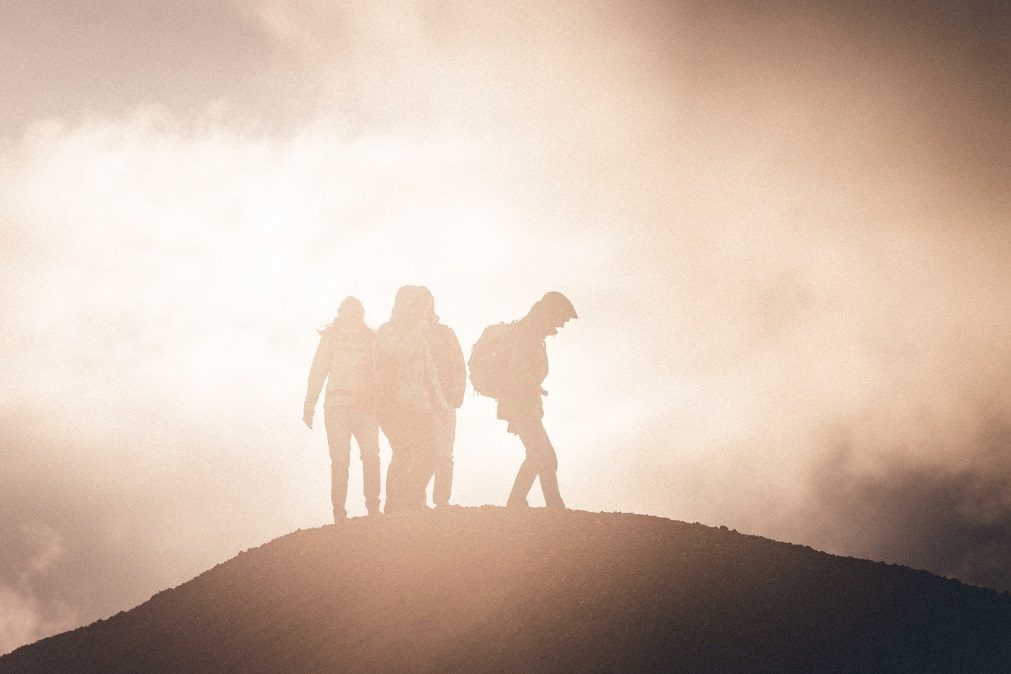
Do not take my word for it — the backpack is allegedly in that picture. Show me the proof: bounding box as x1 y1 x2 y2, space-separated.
468 321 516 399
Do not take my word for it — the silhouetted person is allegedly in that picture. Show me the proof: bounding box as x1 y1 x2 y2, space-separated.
304 296 381 522
375 285 449 513
417 288 466 508
497 292 577 509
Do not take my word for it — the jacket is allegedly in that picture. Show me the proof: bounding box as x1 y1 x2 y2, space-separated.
374 286 449 419
496 317 548 426
305 321 376 411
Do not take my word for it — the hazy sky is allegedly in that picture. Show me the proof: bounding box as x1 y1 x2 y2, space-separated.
2 0 1009 653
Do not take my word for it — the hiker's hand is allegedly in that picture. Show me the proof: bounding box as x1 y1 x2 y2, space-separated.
303 407 314 429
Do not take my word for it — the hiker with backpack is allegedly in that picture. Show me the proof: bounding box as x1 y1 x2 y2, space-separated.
416 288 467 508
469 291 578 509
304 296 382 522
375 285 450 513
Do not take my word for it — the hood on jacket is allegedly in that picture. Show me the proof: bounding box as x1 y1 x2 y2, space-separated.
391 285 430 327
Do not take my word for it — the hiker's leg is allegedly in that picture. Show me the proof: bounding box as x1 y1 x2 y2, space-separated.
508 417 541 506
514 418 564 509
433 410 456 507
406 415 436 510
324 407 353 521
353 409 382 515
533 423 565 509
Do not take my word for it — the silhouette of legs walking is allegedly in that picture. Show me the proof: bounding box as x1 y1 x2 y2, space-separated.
352 415 381 515
326 407 381 519
382 411 436 513
508 418 565 508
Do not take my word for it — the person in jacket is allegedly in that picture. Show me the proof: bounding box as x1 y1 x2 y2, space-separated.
498 291 577 509
375 285 449 513
417 288 467 508
304 296 381 522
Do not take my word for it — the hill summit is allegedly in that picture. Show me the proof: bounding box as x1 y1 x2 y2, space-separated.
3 507 1010 672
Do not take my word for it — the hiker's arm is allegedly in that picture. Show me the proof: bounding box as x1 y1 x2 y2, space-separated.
446 327 467 408
304 337 330 427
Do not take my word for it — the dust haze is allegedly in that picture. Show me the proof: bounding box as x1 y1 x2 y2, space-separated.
1 0 1009 654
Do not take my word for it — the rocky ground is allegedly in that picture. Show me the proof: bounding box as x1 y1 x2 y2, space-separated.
3 506 1010 672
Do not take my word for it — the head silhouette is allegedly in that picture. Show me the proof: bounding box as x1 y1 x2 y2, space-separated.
391 285 429 327
527 291 578 337
319 296 366 335
337 296 365 323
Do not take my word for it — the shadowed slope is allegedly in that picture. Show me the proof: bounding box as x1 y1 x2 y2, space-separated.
3 507 1010 672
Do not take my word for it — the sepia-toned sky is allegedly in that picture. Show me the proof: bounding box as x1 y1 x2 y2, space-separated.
2 0 1009 653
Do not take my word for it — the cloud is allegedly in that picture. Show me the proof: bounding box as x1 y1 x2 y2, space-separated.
0 524 78 655
0 584 75 656
797 416 1011 592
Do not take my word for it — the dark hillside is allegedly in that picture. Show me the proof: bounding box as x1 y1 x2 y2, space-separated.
3 507 1010 672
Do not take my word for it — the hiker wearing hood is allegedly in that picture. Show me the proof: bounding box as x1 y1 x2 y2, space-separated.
417 288 467 508
375 285 450 513
304 296 381 521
